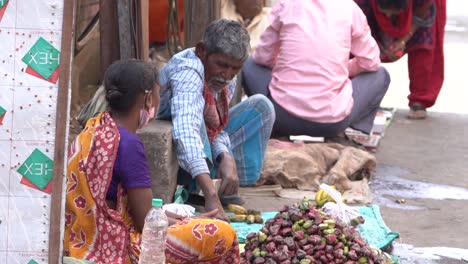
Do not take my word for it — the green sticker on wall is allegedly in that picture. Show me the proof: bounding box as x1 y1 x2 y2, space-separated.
0 105 6 125
0 105 6 117
17 148 54 190
22 37 60 80
0 0 8 9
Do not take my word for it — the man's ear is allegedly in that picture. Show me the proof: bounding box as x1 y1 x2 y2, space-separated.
195 42 207 60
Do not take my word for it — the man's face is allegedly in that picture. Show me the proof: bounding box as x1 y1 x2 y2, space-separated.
197 45 243 93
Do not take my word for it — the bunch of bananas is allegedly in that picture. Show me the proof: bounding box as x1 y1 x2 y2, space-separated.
227 204 264 224
315 185 343 207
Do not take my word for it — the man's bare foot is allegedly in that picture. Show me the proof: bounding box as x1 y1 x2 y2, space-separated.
407 104 427 120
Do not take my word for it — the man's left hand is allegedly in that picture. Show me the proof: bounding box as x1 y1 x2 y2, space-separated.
217 153 239 196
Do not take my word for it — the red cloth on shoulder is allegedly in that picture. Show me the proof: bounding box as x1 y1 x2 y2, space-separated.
203 83 230 142
370 0 413 38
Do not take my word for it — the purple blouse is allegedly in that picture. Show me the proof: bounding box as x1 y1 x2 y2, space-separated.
106 127 152 201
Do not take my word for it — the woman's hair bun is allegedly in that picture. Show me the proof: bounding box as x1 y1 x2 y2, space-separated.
105 84 124 103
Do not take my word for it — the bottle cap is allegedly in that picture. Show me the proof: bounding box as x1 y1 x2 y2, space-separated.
152 198 163 207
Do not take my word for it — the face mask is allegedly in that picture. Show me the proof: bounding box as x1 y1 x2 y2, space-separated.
138 91 154 129
148 106 155 119
138 108 151 129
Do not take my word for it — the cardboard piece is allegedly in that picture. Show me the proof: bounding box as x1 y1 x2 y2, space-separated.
289 135 325 143
239 185 283 197
345 108 397 152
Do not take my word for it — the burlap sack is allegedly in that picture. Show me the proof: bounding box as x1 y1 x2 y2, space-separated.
258 140 376 191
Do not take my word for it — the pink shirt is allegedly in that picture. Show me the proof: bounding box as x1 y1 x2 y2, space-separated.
252 0 381 123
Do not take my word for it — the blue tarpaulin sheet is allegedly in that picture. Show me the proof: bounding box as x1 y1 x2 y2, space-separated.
232 204 399 250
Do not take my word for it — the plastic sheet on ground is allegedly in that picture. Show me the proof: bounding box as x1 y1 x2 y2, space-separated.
357 204 400 249
232 205 399 250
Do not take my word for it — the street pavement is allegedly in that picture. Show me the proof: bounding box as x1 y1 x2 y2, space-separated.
373 1 468 262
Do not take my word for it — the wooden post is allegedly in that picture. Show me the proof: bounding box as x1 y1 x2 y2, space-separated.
100 0 120 78
184 0 221 48
48 0 76 263
137 0 149 60
117 0 134 59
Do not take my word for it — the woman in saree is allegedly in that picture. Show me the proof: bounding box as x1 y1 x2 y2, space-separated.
64 60 240 264
354 0 446 119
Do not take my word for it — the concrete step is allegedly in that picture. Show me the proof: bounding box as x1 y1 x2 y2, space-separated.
138 119 178 204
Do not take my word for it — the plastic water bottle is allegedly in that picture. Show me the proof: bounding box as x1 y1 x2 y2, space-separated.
139 198 169 264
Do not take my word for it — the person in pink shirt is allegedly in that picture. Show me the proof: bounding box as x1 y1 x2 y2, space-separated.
242 0 391 144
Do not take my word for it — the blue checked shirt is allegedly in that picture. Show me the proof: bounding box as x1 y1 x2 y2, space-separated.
158 49 236 178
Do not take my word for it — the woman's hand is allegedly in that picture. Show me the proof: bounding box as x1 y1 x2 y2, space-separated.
166 209 220 226
389 39 406 54
196 209 219 219
380 39 405 62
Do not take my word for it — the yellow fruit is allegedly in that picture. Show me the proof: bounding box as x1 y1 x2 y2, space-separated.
254 214 264 224
246 215 256 224
247 209 261 216
229 214 247 222
315 190 326 206
227 204 248 215
315 186 338 207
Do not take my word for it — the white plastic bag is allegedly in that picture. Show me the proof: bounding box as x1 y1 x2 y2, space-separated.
162 203 196 217
320 184 364 226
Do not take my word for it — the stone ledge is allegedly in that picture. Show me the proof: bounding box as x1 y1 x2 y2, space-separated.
137 119 178 204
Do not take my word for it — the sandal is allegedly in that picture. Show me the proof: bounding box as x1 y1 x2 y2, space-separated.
407 104 427 120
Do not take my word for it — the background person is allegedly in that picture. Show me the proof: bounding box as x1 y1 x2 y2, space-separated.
221 0 271 53
242 0 390 145
354 0 446 119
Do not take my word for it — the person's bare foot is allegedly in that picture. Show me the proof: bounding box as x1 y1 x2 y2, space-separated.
407 104 427 120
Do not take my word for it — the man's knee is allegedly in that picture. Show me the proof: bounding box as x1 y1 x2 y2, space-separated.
245 94 276 124
376 67 391 92
248 94 273 108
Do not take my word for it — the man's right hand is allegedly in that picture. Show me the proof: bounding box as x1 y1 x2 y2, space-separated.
196 173 229 222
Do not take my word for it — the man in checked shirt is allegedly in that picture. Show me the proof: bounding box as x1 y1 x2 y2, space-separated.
157 19 275 221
